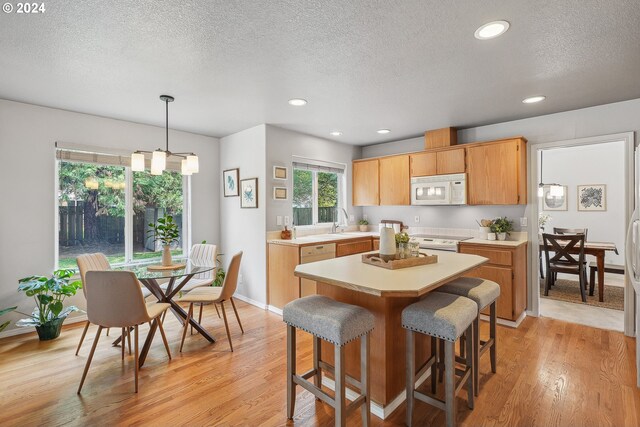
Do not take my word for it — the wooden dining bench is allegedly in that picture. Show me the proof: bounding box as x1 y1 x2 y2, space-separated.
589 262 625 294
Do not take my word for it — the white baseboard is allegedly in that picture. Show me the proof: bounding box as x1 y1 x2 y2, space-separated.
481 311 527 328
267 305 283 316
320 365 431 419
0 313 88 340
233 294 268 310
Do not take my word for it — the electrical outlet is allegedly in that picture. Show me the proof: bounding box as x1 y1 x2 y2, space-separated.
349 214 355 222
414 215 420 223
363 214 368 221
284 216 290 225
520 217 528 227
276 216 283 226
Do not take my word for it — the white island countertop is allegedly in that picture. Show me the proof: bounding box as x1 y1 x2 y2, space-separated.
294 250 488 297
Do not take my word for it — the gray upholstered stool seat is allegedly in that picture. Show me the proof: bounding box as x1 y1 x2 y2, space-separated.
439 277 500 398
283 295 374 346
402 291 477 342
403 291 477 427
284 295 374 427
438 277 500 310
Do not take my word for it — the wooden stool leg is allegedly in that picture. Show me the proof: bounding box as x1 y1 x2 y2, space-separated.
438 339 445 383
75 320 90 356
334 344 346 427
286 325 296 420
406 329 415 427
430 336 437 394
77 326 103 394
313 336 322 393
490 302 497 374
444 340 456 427
465 326 474 410
474 315 480 396
460 333 466 359
179 303 193 353
361 333 370 427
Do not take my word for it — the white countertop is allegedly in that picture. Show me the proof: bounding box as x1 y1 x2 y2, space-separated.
462 237 528 247
294 250 488 297
268 231 379 246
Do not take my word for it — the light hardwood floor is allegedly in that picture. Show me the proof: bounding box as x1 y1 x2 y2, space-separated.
0 300 638 426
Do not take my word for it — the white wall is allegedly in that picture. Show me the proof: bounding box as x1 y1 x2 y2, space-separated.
219 125 267 305
265 125 363 231
360 98 640 232
539 141 626 265
0 99 220 333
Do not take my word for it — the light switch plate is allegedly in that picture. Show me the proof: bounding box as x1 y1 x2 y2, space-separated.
520 217 527 227
284 216 290 225
276 216 283 226
349 214 355 222
414 215 420 223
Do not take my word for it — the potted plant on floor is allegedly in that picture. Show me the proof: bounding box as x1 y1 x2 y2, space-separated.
16 269 82 340
149 215 180 266
0 306 17 332
358 219 369 232
491 217 514 241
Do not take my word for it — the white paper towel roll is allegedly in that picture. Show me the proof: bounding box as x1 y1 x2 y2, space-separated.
379 227 396 257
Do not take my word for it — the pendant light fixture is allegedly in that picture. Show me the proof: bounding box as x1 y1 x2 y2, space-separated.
538 150 564 197
131 95 199 175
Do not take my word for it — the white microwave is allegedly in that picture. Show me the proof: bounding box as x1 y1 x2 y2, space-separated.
410 173 467 205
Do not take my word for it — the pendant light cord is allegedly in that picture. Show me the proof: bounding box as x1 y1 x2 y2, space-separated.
165 98 169 152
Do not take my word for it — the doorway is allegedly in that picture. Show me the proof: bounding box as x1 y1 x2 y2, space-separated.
527 133 635 335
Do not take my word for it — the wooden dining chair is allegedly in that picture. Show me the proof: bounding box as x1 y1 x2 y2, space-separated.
551 228 589 288
77 270 172 394
76 253 113 355
542 233 587 302
177 252 244 352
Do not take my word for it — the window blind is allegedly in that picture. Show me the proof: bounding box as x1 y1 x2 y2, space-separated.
292 158 345 175
55 142 182 171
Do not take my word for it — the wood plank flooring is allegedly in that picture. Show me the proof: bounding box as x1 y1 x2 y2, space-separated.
0 300 638 426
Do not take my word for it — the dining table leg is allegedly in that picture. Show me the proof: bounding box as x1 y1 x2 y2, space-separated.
597 253 605 302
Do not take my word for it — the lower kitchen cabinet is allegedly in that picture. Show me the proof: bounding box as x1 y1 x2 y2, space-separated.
459 242 528 322
336 238 372 257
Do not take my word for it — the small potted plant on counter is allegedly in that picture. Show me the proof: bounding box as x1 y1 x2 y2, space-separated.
491 217 514 241
358 219 369 232
395 231 410 258
16 269 82 340
149 215 180 266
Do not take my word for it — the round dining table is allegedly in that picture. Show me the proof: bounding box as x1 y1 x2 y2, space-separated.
117 260 216 367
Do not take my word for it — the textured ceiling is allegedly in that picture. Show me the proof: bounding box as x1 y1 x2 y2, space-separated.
1 0 640 145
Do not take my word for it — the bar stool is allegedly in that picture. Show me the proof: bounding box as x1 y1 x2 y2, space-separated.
283 295 374 427
403 291 477 427
439 277 500 396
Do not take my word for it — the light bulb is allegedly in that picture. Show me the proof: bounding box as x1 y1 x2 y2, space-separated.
131 152 145 171
186 155 199 173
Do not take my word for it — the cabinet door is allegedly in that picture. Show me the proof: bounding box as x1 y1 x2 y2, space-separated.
379 155 410 205
464 265 514 320
268 244 301 309
336 239 373 257
373 239 380 251
353 159 379 206
410 152 437 177
436 148 465 175
467 140 520 205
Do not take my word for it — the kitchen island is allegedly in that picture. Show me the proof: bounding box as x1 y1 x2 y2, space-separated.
294 250 487 419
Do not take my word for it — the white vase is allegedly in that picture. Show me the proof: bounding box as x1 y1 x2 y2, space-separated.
162 245 172 266
478 226 490 240
379 227 396 261
497 232 507 241
487 233 496 241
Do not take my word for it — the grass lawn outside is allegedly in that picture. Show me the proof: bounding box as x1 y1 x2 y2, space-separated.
59 249 184 269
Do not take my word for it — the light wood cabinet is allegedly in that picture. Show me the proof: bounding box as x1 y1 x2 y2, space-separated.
425 127 457 149
459 242 527 322
352 159 379 206
336 239 372 257
410 148 465 177
373 238 380 251
466 138 527 205
379 155 410 205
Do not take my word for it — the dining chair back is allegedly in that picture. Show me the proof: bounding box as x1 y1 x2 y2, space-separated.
76 253 111 297
189 243 218 282
542 233 588 302
219 251 243 301
553 227 588 241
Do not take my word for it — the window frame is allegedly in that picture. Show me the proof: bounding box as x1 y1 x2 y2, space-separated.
292 167 345 226
54 159 191 269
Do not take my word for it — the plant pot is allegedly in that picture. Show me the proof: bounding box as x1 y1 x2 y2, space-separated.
497 232 507 241
162 245 172 266
359 225 368 232
487 232 496 241
35 317 65 341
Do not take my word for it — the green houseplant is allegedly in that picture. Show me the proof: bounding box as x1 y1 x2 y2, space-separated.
490 217 514 241
0 306 17 333
358 219 369 232
16 269 82 340
149 215 180 266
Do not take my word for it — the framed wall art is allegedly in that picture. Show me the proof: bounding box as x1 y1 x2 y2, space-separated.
223 168 239 197
273 186 287 200
240 177 259 208
578 184 606 211
539 185 567 211
273 166 288 180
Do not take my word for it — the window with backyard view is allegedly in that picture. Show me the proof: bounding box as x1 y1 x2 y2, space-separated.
292 166 343 226
57 160 186 268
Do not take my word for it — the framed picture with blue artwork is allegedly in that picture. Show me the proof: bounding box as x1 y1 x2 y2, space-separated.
240 177 259 208
223 168 239 197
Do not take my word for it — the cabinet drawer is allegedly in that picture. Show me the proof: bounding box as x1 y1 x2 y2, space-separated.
300 243 336 257
336 239 373 257
459 245 512 266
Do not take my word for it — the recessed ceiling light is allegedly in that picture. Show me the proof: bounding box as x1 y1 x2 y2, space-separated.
330 131 343 136
377 129 391 134
474 20 510 40
522 95 546 104
288 98 307 106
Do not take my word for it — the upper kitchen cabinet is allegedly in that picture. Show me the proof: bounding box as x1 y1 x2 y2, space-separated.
352 158 379 206
379 155 410 205
466 137 527 205
410 147 465 177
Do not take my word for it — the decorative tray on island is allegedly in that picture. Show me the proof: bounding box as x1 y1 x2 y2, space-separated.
146 263 187 271
361 253 438 270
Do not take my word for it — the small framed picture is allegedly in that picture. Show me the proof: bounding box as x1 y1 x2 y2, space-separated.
539 185 567 211
240 178 259 208
223 168 239 197
273 186 287 200
273 166 288 180
578 184 606 211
